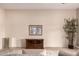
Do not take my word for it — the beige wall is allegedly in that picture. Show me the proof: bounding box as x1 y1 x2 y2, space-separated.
0 8 5 49
5 9 76 48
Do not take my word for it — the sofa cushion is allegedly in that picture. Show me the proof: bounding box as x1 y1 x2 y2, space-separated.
22 49 44 53
22 49 59 56
46 50 59 56
22 49 46 55
0 49 22 56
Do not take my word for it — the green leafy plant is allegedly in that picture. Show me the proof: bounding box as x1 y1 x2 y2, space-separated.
63 18 78 49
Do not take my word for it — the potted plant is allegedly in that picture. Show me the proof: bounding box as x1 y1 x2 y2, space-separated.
63 18 78 49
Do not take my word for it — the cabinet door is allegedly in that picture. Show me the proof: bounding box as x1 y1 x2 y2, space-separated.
26 39 44 49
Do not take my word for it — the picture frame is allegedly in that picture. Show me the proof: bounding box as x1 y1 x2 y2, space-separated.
29 25 42 36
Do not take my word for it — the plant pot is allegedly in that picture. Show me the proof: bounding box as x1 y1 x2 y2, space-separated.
68 45 74 49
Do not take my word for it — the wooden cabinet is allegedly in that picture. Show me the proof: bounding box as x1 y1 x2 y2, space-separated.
26 39 44 49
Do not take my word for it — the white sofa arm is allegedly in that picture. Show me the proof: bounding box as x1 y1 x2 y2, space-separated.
59 48 78 56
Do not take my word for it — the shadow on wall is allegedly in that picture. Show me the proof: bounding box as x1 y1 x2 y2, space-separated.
21 39 26 48
2 37 9 49
2 37 26 48
11 38 26 48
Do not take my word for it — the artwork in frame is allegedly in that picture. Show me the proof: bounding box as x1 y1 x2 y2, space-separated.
29 25 42 36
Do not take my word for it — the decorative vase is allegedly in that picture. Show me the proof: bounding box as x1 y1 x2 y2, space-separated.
68 44 74 49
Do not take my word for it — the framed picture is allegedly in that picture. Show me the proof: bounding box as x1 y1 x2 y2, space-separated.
29 25 42 36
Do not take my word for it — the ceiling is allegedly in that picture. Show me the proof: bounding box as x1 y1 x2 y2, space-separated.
0 3 79 10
